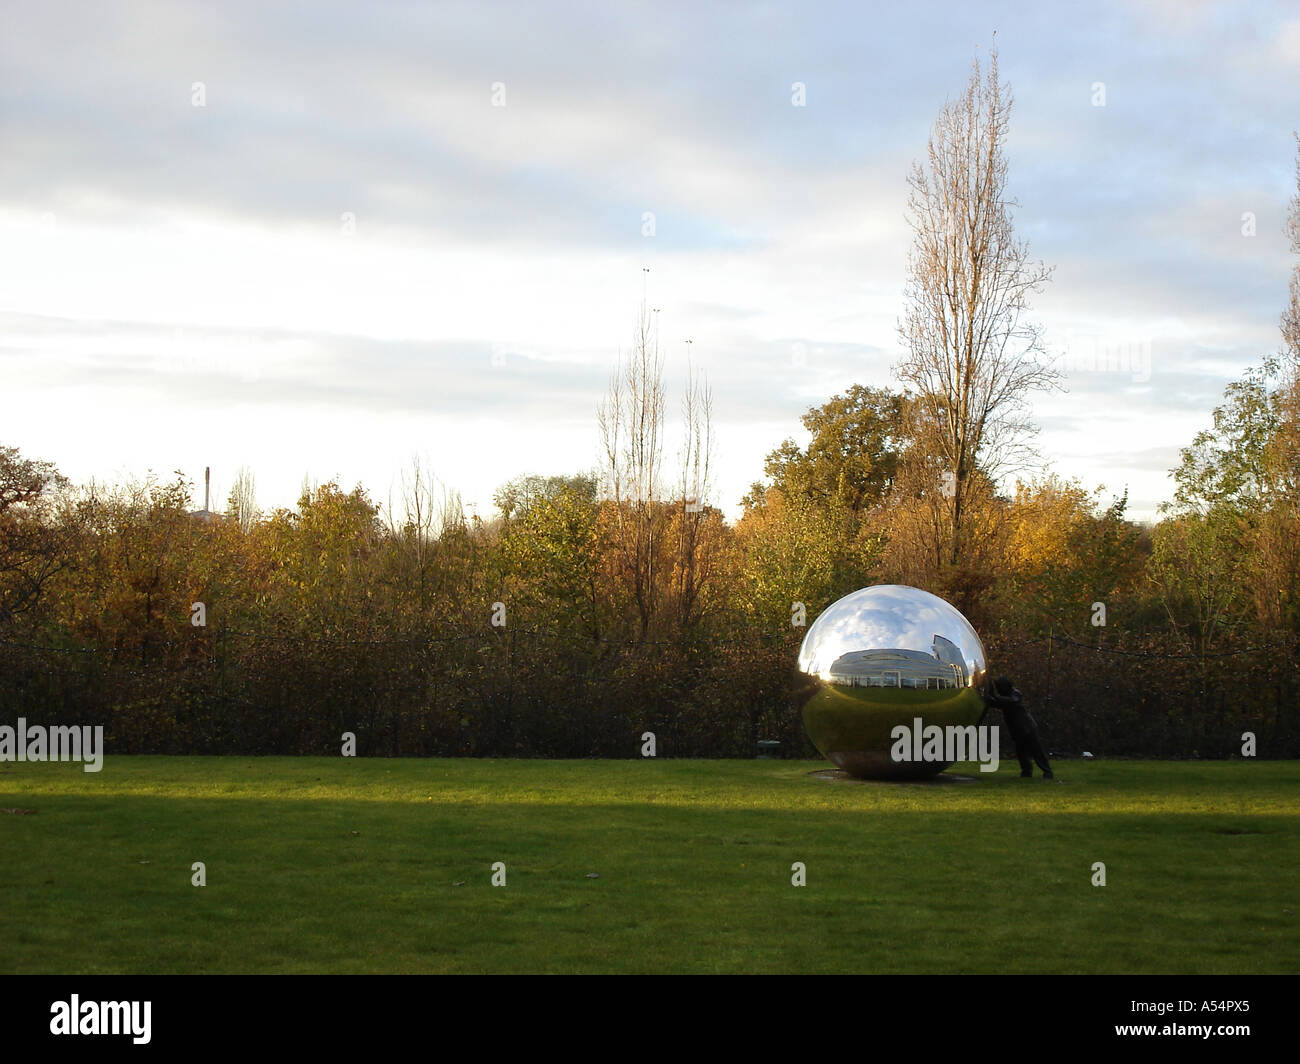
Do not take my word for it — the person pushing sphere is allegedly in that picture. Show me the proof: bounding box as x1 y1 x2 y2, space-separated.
985 676 1054 779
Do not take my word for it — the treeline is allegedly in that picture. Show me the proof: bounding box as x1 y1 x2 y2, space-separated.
6 57 1298 763
2 347 1298 760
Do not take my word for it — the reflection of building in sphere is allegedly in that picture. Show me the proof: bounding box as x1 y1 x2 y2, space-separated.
828 634 968 691
931 634 969 686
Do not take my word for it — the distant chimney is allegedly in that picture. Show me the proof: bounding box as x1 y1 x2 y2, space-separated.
189 467 220 524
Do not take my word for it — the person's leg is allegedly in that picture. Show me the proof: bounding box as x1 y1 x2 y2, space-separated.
1029 733 1053 777
1015 736 1033 777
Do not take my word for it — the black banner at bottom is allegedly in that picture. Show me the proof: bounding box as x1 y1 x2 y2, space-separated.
0 974 1286 1050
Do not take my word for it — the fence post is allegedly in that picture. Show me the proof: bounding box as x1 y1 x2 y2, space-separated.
1045 627 1054 713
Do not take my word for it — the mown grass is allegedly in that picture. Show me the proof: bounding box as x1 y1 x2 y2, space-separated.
1 757 1295 973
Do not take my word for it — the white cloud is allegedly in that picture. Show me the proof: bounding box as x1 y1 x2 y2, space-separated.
3 0 1298 525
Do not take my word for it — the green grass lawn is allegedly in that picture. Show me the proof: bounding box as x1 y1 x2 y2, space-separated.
1 756 1296 973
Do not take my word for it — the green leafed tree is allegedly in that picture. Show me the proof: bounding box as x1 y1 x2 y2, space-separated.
494 473 602 639
748 384 909 518
257 480 384 638
734 487 862 634
1169 356 1292 516
1161 355 1300 635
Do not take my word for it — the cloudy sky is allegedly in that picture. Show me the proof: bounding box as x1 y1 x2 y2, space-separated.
3 0 1297 525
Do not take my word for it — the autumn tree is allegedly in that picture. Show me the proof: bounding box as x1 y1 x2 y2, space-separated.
0 445 72 626
874 445 1007 623
57 472 203 658
1001 476 1142 635
896 45 1059 573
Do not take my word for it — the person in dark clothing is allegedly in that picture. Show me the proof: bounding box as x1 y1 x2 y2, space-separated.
985 676 1054 779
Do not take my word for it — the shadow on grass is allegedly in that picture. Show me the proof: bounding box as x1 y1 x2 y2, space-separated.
2 784 1296 974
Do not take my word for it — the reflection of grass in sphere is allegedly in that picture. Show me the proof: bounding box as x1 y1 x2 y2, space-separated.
802 684 986 779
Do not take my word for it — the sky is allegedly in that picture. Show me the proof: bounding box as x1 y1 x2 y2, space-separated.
2 0 1298 526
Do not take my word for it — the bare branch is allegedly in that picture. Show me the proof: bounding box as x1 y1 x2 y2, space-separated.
895 45 1060 567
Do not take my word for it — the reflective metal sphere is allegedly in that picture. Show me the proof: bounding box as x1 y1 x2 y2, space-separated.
796 585 988 779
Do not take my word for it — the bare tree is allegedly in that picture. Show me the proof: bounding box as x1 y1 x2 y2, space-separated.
672 357 717 629
678 357 714 511
383 453 465 617
1284 133 1300 365
600 299 665 507
896 44 1059 569
226 466 259 533
598 299 667 636
1253 132 1300 628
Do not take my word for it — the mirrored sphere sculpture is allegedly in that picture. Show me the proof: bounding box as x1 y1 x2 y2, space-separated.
795 585 988 779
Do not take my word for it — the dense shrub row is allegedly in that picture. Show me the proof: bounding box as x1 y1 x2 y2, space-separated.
5 621 1296 760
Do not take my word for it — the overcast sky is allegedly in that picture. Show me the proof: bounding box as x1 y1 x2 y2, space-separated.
3 0 1297 525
